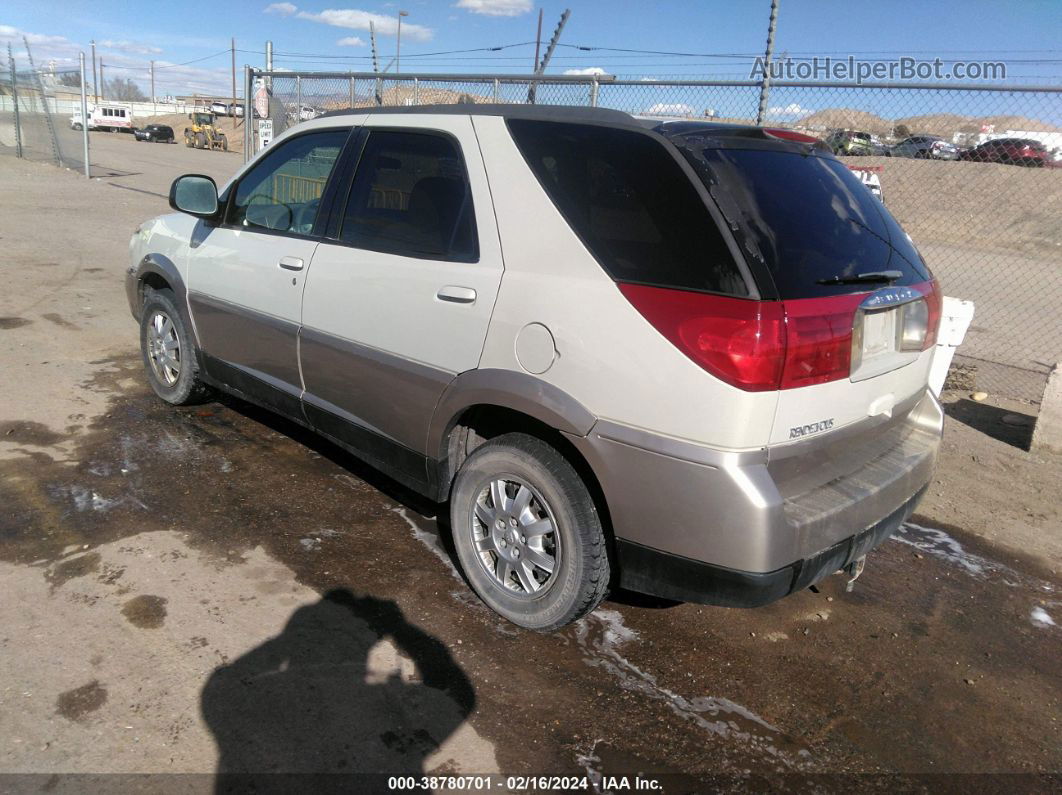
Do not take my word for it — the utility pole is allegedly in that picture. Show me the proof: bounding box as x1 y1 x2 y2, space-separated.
755 0 780 126
533 8 543 73
90 39 97 103
528 8 569 104
150 60 155 113
231 37 236 109
396 10 409 74
99 58 104 100
370 21 382 105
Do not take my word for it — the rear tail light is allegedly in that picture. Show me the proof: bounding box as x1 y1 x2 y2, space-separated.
914 279 942 349
781 294 865 388
897 299 929 351
619 284 864 391
620 281 941 391
617 284 786 391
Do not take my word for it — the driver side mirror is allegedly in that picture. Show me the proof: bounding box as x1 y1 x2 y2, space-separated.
169 174 219 219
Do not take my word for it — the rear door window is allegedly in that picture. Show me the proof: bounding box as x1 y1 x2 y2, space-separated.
687 147 931 299
507 119 748 296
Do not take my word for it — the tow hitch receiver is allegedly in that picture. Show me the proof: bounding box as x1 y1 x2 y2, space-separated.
844 556 867 593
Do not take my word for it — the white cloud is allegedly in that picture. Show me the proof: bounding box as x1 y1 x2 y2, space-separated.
99 39 163 55
454 0 532 16
767 102 811 117
645 102 695 117
296 8 434 41
337 36 365 47
264 2 298 14
563 66 610 76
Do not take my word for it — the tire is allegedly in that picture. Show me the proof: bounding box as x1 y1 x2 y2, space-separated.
139 288 210 406
195 132 207 149
450 433 610 631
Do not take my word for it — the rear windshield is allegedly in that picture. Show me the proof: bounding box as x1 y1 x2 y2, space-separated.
682 146 931 299
507 119 748 296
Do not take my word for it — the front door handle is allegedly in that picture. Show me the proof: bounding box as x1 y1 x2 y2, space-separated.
279 256 305 271
437 285 477 304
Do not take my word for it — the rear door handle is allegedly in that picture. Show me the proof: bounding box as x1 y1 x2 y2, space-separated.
436 285 477 304
279 256 305 271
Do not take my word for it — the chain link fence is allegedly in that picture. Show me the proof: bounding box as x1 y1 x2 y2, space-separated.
0 66 88 174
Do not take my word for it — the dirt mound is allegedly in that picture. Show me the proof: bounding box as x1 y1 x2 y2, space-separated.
797 108 891 134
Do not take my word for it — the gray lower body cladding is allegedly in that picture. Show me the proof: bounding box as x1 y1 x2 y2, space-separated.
569 390 942 601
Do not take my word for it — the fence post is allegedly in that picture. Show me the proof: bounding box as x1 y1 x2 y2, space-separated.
349 76 355 108
296 75 302 119
79 51 89 178
493 78 499 102
244 66 253 163
7 44 21 159
590 77 599 107
413 77 419 105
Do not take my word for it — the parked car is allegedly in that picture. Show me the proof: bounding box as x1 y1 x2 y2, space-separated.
210 102 230 116
823 129 876 156
889 135 959 160
287 104 319 122
127 106 943 631
134 124 175 143
959 137 1056 167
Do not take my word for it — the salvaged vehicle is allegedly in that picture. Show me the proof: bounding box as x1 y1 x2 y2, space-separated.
127 105 943 630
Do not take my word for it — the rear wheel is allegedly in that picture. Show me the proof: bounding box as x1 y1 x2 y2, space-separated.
450 433 610 631
139 288 210 405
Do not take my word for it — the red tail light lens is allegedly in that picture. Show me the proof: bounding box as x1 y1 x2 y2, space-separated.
780 294 866 388
619 284 869 391
618 284 785 391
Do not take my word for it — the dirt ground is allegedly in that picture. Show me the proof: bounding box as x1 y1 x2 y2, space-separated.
0 149 1060 789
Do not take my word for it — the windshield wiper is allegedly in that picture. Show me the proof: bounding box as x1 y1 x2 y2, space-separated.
816 270 903 286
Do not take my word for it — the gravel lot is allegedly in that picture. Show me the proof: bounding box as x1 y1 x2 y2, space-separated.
1 140 1060 789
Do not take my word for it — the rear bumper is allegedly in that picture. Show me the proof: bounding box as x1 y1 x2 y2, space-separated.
615 484 926 607
568 389 942 605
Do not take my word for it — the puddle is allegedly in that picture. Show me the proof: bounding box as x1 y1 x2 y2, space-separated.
55 680 108 722
121 594 168 629
573 610 810 769
0 420 64 446
46 551 101 590
894 523 1056 594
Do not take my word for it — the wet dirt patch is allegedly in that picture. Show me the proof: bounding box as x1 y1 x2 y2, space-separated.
121 594 168 629
0 317 32 329
46 551 101 590
41 313 80 330
55 680 108 721
0 420 64 446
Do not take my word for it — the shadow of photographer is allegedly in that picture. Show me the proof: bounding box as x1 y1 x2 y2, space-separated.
201 589 476 789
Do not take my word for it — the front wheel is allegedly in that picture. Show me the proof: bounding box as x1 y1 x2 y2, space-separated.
139 288 210 405
450 433 610 631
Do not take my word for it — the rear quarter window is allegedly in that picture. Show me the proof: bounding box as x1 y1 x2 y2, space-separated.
507 119 748 296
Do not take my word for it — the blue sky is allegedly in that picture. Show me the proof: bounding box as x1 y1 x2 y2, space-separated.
2 0 1059 117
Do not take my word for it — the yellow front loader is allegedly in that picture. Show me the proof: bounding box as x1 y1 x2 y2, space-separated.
184 112 228 151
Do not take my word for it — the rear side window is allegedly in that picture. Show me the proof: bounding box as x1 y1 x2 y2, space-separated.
339 130 478 262
507 119 747 296
692 148 931 299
